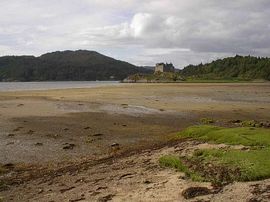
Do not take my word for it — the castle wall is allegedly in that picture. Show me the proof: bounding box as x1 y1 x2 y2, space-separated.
155 63 175 73
155 64 165 72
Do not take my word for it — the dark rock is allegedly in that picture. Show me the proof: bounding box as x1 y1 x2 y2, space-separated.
69 197 86 202
93 133 103 137
96 186 107 191
13 127 23 132
63 144 76 150
35 142 43 146
111 143 119 147
97 194 115 202
119 173 133 180
143 180 152 184
3 163 15 169
182 187 212 199
7 134 15 137
231 119 241 123
60 186 75 193
27 130 35 135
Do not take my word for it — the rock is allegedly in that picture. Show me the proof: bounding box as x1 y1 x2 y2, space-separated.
231 119 241 123
110 143 120 153
111 143 119 147
69 197 86 202
7 134 15 137
182 187 212 199
63 143 76 150
13 127 23 132
60 186 75 193
38 189 44 194
96 186 107 191
97 194 115 202
35 142 43 146
3 163 15 169
143 180 152 184
27 130 35 135
93 133 103 137
119 173 134 180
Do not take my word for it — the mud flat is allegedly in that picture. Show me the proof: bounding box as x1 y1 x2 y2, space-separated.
0 83 270 201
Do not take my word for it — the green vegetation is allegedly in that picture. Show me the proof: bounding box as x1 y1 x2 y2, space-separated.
0 50 152 81
159 155 204 181
200 118 214 124
179 125 270 146
2 52 269 82
124 72 184 82
159 125 270 184
125 55 270 83
181 55 270 81
240 120 257 127
193 148 270 181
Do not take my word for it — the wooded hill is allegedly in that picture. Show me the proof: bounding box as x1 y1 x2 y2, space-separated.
0 50 152 81
181 55 270 81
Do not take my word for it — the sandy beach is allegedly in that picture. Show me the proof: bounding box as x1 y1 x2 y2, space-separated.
1 83 270 201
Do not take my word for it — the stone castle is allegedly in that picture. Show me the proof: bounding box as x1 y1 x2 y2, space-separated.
155 63 175 73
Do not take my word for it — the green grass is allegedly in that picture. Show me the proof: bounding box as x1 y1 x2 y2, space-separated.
159 155 204 181
178 125 270 146
193 147 270 181
175 125 270 183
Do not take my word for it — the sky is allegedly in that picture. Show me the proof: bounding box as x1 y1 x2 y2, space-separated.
0 0 270 68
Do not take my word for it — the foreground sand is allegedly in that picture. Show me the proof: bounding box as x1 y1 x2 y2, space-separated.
0 83 270 201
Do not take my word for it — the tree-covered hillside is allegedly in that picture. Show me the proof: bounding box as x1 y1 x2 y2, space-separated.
181 55 270 81
0 50 152 81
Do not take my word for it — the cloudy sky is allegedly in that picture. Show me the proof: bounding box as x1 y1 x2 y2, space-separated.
0 0 269 68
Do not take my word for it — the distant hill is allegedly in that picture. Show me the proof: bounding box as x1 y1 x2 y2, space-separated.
0 50 152 81
141 66 155 71
181 55 270 81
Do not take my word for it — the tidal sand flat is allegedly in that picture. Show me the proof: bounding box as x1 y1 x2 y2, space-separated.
0 83 270 201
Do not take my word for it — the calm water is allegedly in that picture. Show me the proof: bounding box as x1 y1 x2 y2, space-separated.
0 81 120 92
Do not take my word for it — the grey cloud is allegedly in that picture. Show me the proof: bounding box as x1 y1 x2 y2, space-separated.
0 0 269 67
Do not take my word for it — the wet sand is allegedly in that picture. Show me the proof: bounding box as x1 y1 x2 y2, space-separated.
0 83 270 201
0 83 269 163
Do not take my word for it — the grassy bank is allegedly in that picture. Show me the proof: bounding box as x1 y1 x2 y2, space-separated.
159 155 204 181
159 125 270 184
178 125 270 146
